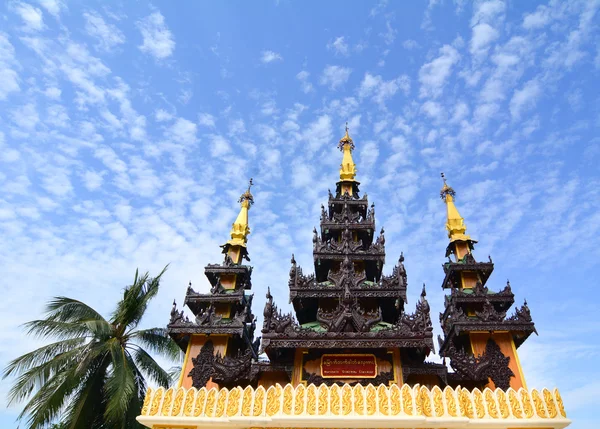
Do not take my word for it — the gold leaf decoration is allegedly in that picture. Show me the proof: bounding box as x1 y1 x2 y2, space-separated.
161 388 174 416
266 385 281 417
496 389 509 419
419 386 432 417
520 390 534 418
389 384 401 415
204 388 217 417
342 384 352 415
329 384 340 415
484 388 498 418
353 385 365 415
543 388 557 418
508 389 522 418
306 385 317 416
378 384 389 416
459 388 473 418
444 386 457 417
531 389 547 418
401 384 413 415
171 388 185 416
215 388 228 417
227 387 241 417
366 385 377 415
294 384 305 415
432 386 443 417
141 388 152 416
318 384 328 415
183 388 196 417
194 388 207 417
554 388 566 417
241 386 253 417
282 384 293 415
252 386 265 417
473 389 485 418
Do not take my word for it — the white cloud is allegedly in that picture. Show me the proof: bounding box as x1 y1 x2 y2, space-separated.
14 3 44 32
470 23 499 58
379 20 397 45
169 118 197 144
260 50 282 63
11 103 39 130
421 100 443 121
319 65 352 90
509 79 541 120
522 4 551 29
43 86 61 99
155 108 173 122
296 70 313 93
198 113 216 128
82 170 104 191
38 0 65 18
137 11 175 60
209 135 231 157
302 115 333 153
0 33 20 99
358 72 410 106
359 140 379 170
403 39 419 50
327 36 349 56
84 11 125 51
418 45 460 98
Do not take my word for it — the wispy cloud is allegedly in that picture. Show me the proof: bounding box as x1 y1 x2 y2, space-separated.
137 11 175 59
260 50 282 63
319 65 352 90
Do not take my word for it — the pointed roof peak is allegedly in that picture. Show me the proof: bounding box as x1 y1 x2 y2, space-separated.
225 178 254 250
337 122 357 182
439 173 475 245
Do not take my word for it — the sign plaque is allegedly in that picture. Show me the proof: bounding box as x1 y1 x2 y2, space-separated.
320 354 377 378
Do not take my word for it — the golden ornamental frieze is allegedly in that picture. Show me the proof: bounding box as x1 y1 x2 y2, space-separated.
138 382 569 429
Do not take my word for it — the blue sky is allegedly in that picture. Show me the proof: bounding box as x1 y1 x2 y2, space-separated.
1 0 599 427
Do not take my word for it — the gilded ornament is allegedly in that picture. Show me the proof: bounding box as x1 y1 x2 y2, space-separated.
413 385 422 415
496 389 509 419
554 388 566 417
401 384 413 415
473 389 485 418
530 389 546 418
389 385 401 415
318 384 328 415
227 387 241 417
171 388 184 416
141 388 152 415
282 384 293 415
161 388 174 416
342 384 352 415
266 385 281 417
353 385 365 415
194 388 207 417
294 384 306 415
378 384 389 415
215 388 227 417
366 384 377 415
484 388 498 418
242 386 253 417
444 387 457 417
432 386 443 417
418 386 432 417
330 384 341 415
543 388 557 418
183 388 195 416
307 385 317 415
520 390 534 418
508 389 522 418
205 389 217 417
253 387 265 416
458 388 473 418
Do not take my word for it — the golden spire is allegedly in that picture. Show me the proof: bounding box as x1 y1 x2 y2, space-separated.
226 178 254 248
338 122 357 182
440 173 472 243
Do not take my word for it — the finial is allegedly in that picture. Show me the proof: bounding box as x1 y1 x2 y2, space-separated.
421 283 427 297
238 178 254 206
337 122 355 150
189 280 192 287
440 172 455 199
291 253 296 265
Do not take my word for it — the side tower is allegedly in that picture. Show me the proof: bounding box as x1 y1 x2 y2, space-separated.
261 127 435 387
437 174 536 390
168 181 258 389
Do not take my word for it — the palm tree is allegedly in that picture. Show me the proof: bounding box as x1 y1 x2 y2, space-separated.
3 267 180 429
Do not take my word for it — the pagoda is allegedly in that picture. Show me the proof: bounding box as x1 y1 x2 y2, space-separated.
437 174 537 390
167 180 259 390
138 128 569 429
260 126 435 386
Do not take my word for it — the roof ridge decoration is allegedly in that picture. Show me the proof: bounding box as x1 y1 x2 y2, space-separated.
338 122 357 182
440 173 476 246
225 178 254 250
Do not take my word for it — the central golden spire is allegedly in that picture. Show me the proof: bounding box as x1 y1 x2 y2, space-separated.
338 122 357 182
226 178 254 250
440 172 476 240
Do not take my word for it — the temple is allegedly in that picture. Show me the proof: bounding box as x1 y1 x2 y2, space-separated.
138 128 569 429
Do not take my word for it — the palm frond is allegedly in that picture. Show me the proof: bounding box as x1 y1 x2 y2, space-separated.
130 328 180 360
103 339 136 425
131 345 173 388
44 297 106 323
